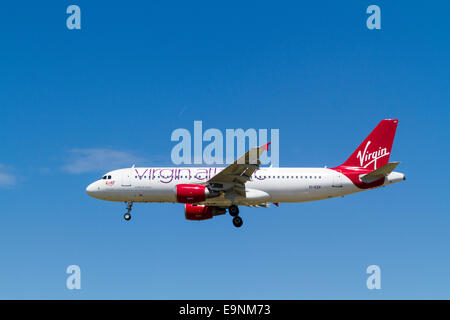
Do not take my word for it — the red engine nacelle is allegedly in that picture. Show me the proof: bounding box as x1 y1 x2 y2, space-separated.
176 184 208 203
185 204 214 221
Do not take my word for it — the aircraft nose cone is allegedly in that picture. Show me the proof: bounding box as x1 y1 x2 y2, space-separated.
86 182 98 197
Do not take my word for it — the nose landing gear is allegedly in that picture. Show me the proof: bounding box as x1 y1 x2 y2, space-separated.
229 205 243 228
124 201 133 221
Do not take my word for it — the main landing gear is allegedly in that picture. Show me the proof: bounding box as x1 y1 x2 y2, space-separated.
229 205 239 217
232 216 243 228
229 205 243 228
124 201 133 221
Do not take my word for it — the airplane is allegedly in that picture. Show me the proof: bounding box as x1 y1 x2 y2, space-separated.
86 119 405 228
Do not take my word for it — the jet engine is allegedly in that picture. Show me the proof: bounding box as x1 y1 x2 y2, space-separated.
185 204 226 221
176 184 218 203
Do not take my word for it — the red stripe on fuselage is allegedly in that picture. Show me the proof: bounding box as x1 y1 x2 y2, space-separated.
330 166 385 189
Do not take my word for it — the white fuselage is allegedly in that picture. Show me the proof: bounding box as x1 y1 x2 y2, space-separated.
86 167 405 206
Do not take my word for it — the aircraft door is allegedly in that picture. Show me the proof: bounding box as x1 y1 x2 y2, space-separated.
332 170 343 187
121 170 132 187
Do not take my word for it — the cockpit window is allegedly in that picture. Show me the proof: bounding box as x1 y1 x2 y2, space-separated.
108 175 111 179
102 176 106 179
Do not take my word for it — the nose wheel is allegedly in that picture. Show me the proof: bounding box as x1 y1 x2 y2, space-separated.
229 205 243 228
124 201 133 221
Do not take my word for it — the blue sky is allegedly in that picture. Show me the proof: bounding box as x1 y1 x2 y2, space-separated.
0 1 449 299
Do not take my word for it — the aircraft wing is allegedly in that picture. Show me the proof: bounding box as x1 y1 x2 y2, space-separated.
207 143 270 195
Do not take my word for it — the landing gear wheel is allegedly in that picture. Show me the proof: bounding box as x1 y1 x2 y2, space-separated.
229 205 239 217
232 216 243 228
124 201 133 221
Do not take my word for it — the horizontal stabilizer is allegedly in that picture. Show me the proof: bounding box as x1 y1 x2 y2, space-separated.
360 162 400 183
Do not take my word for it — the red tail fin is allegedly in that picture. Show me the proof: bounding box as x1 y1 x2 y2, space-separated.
338 119 398 170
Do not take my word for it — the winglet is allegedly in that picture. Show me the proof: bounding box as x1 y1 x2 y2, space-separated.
274 202 279 207
261 142 271 151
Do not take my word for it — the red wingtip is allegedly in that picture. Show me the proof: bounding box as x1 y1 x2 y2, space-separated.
274 202 279 207
261 142 271 151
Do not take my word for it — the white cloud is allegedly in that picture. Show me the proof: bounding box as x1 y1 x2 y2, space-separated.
62 148 145 174
0 164 16 187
